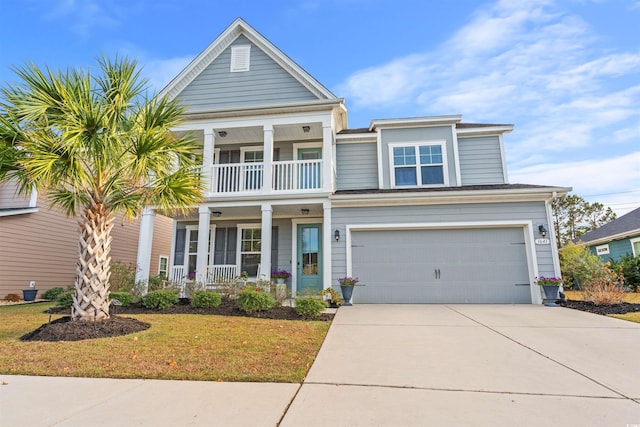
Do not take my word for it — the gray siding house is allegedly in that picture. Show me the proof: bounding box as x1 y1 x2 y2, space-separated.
135 18 570 304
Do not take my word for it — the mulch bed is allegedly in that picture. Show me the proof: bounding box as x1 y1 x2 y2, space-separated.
564 300 640 316
22 298 334 342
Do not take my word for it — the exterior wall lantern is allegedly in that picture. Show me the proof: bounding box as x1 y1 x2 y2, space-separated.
334 229 340 241
538 225 547 237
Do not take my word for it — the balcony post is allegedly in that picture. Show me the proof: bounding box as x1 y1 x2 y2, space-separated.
263 125 273 194
259 203 272 280
322 124 333 192
196 206 211 285
135 207 156 294
323 200 332 290
203 129 215 193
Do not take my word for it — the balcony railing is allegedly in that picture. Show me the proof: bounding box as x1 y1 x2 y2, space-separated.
209 159 323 194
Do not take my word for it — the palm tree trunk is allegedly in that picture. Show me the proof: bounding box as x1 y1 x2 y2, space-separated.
72 205 114 321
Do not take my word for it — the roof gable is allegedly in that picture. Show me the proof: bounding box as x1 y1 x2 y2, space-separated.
579 206 640 243
160 18 336 110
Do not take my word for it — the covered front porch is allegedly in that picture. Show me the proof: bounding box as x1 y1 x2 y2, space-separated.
136 200 333 297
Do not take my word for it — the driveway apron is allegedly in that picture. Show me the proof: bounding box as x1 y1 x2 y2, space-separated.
280 304 640 427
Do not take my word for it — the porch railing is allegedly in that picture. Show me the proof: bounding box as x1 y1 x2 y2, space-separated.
169 265 185 284
206 264 238 285
209 159 323 194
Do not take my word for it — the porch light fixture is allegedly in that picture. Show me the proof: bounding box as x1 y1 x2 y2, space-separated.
212 211 222 217
334 229 340 241
301 208 310 215
217 131 227 137
538 225 547 237
302 125 310 133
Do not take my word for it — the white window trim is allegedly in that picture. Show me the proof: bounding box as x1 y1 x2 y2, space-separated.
630 237 640 257
236 223 262 277
293 142 323 160
595 244 610 256
158 255 169 277
388 141 449 188
240 146 264 162
230 45 251 72
183 225 216 270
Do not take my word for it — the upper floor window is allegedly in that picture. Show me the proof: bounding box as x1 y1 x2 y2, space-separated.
389 142 447 187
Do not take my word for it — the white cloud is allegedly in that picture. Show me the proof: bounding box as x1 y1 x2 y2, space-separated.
43 0 122 37
143 56 194 93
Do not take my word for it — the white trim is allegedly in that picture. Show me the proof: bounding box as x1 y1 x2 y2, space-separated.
388 141 449 188
498 134 509 183
370 115 462 131
236 223 262 279
240 146 264 160
29 185 38 208
169 219 177 275
545 199 562 278
376 130 383 189
345 220 541 304
595 244 610 256
456 125 514 136
335 133 376 143
450 124 462 186
0 207 38 217
292 142 322 159
579 230 640 247
290 217 324 298
631 237 640 257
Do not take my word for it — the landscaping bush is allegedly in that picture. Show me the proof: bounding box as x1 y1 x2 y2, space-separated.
109 291 135 307
294 297 326 317
191 290 222 308
56 290 74 308
560 242 603 289
611 254 640 292
581 262 626 305
4 293 21 302
141 290 179 310
109 261 137 292
42 287 65 301
237 288 275 313
147 275 166 292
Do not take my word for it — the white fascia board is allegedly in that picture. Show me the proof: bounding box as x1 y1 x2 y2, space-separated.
0 207 39 217
200 197 330 209
456 125 514 136
576 230 640 247
335 134 376 143
369 115 462 131
177 99 345 126
331 186 573 207
450 124 462 186
160 18 336 102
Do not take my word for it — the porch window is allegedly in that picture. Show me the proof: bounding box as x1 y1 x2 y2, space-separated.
240 228 261 277
158 256 168 278
390 142 446 187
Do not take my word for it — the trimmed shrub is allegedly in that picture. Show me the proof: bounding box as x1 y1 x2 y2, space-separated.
147 275 166 292
56 290 74 308
141 290 179 310
109 291 135 307
109 261 137 292
4 293 21 302
42 287 65 301
191 290 222 308
294 297 327 317
237 288 275 313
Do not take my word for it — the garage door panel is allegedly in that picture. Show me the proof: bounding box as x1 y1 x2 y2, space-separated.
351 228 531 304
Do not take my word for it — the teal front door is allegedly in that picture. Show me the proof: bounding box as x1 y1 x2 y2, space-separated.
297 224 322 294
297 148 322 189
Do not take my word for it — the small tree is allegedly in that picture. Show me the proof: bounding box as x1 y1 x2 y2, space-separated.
559 242 603 289
0 57 202 321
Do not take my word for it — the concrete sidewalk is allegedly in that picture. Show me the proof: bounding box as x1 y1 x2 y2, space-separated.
2 305 640 426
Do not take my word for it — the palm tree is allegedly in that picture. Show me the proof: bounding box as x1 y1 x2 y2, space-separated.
0 57 202 321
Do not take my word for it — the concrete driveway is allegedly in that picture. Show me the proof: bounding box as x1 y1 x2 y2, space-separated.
281 305 640 426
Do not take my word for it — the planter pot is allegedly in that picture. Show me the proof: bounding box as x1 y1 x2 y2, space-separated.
340 285 355 306
542 285 559 306
22 289 38 302
276 278 285 285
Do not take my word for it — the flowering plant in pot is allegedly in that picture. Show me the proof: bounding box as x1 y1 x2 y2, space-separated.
271 270 291 284
321 287 343 307
536 276 563 286
337 277 359 305
536 276 563 306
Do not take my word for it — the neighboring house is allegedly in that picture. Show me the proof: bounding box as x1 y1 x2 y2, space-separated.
576 207 640 262
0 179 173 298
134 18 571 304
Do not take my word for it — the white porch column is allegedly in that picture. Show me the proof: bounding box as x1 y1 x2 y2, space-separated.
260 203 273 279
196 206 211 284
135 207 156 293
323 201 332 290
203 129 215 193
322 124 333 192
262 125 273 194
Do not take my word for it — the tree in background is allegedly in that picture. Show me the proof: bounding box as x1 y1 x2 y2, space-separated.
552 194 616 247
0 57 202 321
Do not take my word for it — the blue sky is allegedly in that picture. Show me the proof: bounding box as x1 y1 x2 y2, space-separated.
1 0 639 214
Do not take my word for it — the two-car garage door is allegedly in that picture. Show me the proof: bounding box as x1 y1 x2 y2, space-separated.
351 227 532 303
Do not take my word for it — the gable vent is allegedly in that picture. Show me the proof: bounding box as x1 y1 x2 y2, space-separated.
230 45 251 72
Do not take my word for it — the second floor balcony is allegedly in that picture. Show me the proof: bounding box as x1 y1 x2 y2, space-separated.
208 158 324 195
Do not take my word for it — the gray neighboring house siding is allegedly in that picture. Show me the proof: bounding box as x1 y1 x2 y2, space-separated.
336 142 379 191
380 126 457 188
458 136 505 185
176 35 318 112
330 201 555 285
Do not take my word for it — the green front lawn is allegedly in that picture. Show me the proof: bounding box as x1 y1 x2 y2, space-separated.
0 303 330 382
